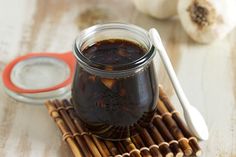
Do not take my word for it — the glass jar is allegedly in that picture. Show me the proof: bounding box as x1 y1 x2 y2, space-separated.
72 23 158 140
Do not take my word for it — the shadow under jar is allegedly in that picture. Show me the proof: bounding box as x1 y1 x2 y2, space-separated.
72 23 158 140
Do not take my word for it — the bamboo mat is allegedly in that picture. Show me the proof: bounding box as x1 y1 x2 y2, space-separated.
45 86 202 157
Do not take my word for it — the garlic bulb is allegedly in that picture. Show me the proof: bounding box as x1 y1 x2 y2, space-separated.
132 0 178 19
178 0 236 43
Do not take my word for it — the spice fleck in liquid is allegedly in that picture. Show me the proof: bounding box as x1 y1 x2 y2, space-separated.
72 39 158 140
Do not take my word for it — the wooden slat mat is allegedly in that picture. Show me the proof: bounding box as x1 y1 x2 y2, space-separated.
45 86 202 157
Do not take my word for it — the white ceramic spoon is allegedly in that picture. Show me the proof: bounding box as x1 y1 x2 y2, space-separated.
149 28 209 141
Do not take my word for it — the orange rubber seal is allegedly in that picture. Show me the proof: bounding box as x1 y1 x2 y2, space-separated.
2 52 75 94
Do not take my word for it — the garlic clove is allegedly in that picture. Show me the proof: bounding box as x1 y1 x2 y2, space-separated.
101 78 116 89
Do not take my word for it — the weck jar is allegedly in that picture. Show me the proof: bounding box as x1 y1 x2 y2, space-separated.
72 23 159 140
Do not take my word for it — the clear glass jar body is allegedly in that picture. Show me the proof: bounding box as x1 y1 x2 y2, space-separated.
72 23 158 140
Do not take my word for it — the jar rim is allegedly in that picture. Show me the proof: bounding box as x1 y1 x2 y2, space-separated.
73 23 156 78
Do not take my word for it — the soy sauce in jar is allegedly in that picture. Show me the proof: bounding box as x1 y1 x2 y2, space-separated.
72 23 158 140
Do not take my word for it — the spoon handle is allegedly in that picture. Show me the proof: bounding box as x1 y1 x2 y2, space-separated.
149 28 209 140
149 28 190 110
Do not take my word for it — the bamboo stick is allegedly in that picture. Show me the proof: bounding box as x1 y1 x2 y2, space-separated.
114 141 127 154
153 115 183 157
45 101 83 157
104 140 120 156
157 100 193 156
122 138 142 157
63 100 111 157
131 135 152 157
159 86 202 156
147 124 173 157
136 126 162 157
63 100 102 157
54 100 92 157
92 135 111 157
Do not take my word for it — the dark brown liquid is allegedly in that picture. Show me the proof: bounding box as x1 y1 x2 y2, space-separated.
72 39 158 140
83 39 145 65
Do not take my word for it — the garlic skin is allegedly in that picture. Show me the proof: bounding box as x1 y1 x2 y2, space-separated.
132 0 178 19
178 0 236 43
